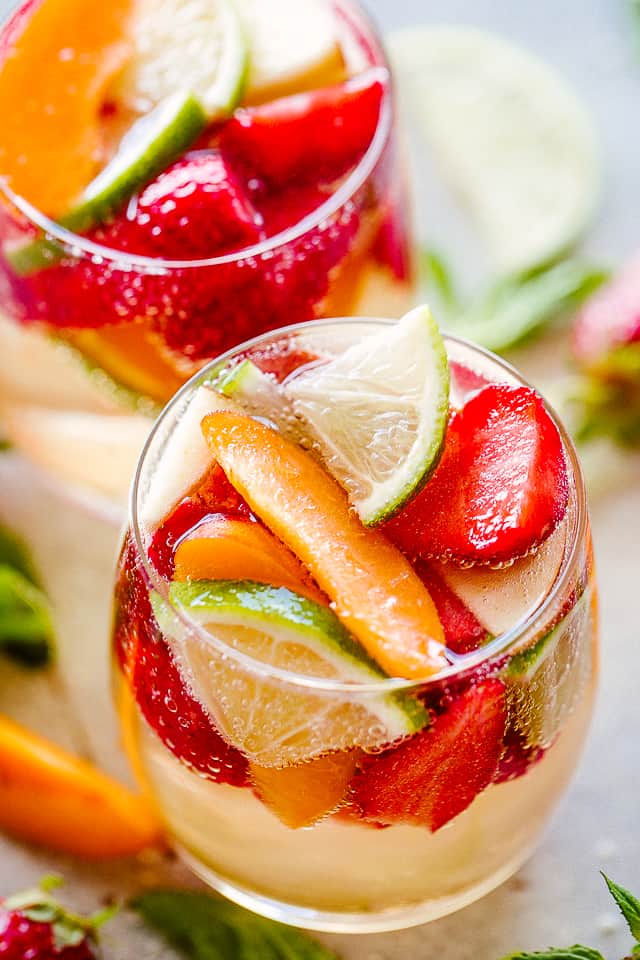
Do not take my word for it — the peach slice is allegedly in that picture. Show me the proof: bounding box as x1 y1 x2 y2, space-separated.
174 514 326 605
0 713 161 858
0 0 135 215
251 751 360 828
201 412 446 680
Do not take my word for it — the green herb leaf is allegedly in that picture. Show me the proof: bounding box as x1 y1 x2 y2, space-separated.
131 890 340 960
422 249 459 312
602 875 640 940
0 524 41 587
0 565 54 667
451 260 609 353
501 947 605 960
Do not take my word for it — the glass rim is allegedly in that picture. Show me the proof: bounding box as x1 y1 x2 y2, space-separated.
0 0 392 272
129 316 589 694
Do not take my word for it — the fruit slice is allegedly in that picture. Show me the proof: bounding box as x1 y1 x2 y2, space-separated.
202 412 447 677
8 91 208 275
0 0 135 216
385 384 569 565
174 515 325 604
219 68 387 185
572 252 640 369
250 751 359 828
165 580 429 765
439 519 568 636
352 679 506 831
285 305 450 525
388 26 599 272
141 386 234 530
415 560 490 654
0 713 160 857
94 151 263 259
115 0 247 119
239 0 345 105
114 538 249 786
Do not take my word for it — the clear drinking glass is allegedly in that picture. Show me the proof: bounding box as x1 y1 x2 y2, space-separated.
112 318 598 933
0 0 414 507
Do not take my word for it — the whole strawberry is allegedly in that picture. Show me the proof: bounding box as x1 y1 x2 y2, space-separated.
0 878 109 959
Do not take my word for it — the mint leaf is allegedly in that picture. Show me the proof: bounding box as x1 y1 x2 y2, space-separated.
0 525 41 587
502 947 605 960
451 260 609 353
0 566 54 667
131 891 340 960
602 875 640 940
422 249 459 312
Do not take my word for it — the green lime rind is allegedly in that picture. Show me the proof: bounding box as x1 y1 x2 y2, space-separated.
285 305 450 527
7 90 207 277
165 580 429 736
205 0 249 119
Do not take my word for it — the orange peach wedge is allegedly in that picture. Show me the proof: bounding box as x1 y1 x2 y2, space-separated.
250 752 360 829
0 714 161 858
0 0 135 215
174 514 326 604
201 412 447 680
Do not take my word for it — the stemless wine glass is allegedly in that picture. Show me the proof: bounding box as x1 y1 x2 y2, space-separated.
0 0 414 508
112 318 598 934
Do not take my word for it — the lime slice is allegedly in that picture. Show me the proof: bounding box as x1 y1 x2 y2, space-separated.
8 90 207 275
117 0 247 119
238 0 345 104
284 305 450 526
161 581 428 767
388 26 600 272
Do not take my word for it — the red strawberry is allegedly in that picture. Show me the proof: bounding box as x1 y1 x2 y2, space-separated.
385 384 569 565
352 680 506 831
219 68 387 186
414 560 490 654
494 730 545 784
572 253 640 369
92 152 264 260
0 879 104 959
114 538 249 787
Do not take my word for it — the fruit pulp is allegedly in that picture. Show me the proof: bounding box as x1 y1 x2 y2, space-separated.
0 0 415 508
112 324 597 931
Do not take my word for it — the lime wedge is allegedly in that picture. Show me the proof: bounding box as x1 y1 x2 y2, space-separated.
388 26 600 272
8 90 207 275
284 305 450 526
238 0 345 104
160 581 429 767
117 0 248 119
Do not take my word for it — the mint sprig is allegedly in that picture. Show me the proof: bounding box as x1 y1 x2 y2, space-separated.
131 890 339 960
422 251 609 354
0 525 54 667
502 875 640 960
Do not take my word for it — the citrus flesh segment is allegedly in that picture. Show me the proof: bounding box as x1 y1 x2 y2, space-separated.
174 515 326 604
238 0 346 105
283 305 450 525
0 0 135 216
165 580 429 766
0 713 161 858
201 412 447 680
115 0 247 118
250 751 360 828
388 26 599 272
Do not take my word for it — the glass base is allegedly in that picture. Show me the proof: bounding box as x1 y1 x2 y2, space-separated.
176 841 539 933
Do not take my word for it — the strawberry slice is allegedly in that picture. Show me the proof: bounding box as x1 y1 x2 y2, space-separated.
385 384 569 565
219 68 387 186
414 560 490 654
92 152 264 260
114 537 249 787
352 679 506 831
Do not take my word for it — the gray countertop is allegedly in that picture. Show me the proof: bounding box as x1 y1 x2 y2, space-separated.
1 1 640 957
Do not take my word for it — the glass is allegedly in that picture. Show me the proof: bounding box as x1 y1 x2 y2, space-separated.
0 0 414 509
112 318 598 933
